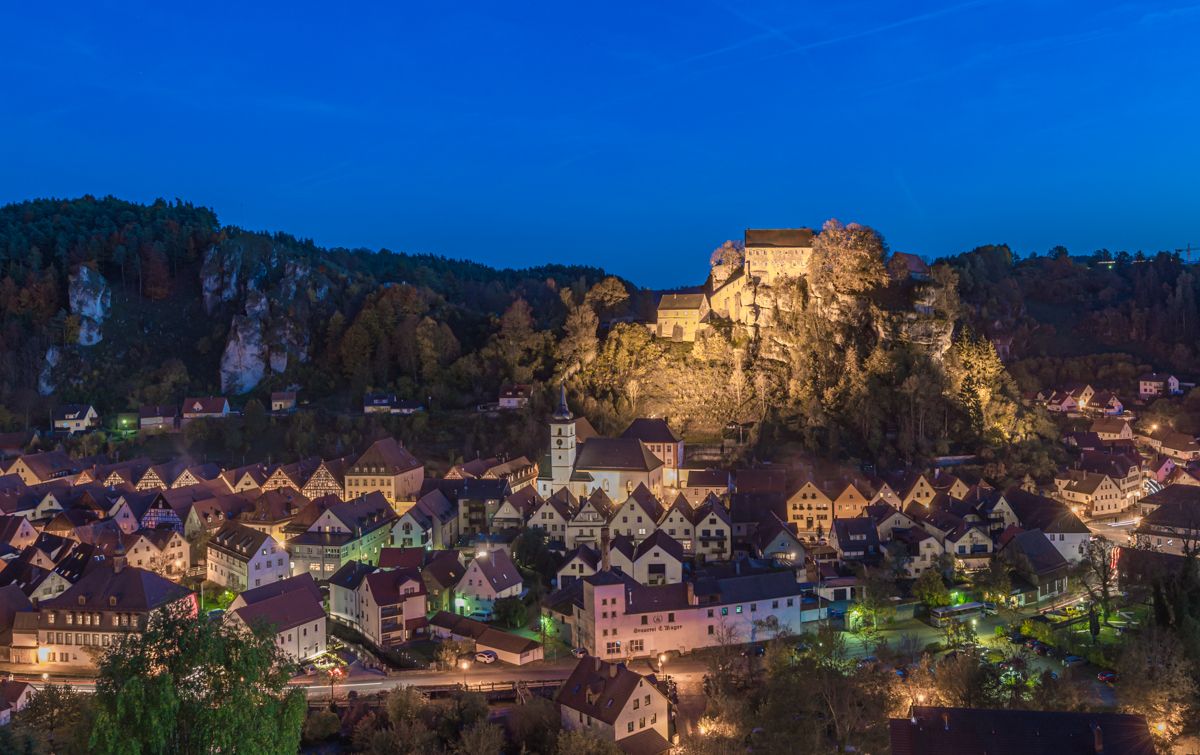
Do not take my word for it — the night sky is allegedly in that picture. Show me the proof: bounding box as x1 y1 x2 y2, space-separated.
3 2 1198 288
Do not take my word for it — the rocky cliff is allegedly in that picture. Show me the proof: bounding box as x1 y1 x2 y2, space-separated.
220 316 268 394
210 245 333 393
68 266 112 346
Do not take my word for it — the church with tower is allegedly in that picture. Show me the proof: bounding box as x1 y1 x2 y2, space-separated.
537 387 664 501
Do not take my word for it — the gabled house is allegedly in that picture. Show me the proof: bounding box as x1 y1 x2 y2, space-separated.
620 419 684 489
567 489 621 550
300 454 358 501
262 457 323 492
1140 373 1180 398
1091 417 1132 441
421 550 466 613
344 438 424 504
492 487 541 530
556 656 672 755
52 404 99 435
285 491 398 577
832 518 881 563
862 502 919 542
392 489 458 549
609 484 665 544
35 548 194 667
359 568 428 647
559 544 603 588
655 293 709 342
686 495 733 562
8 451 86 486
681 469 730 505
229 573 325 662
529 494 575 544
498 384 533 409
138 405 177 429
460 549 522 615
328 560 376 625
631 530 685 585
270 392 297 412
886 251 930 281
1002 487 1091 562
1000 528 1069 607
181 397 231 422
891 526 944 577
751 512 803 564
206 521 288 591
1089 391 1124 415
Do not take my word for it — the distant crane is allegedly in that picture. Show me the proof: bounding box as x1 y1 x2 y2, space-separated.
1175 244 1198 263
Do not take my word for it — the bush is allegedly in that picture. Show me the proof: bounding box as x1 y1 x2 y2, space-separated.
304 710 342 741
925 642 944 653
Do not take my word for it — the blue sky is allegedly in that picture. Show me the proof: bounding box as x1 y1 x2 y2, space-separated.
2 1 1199 288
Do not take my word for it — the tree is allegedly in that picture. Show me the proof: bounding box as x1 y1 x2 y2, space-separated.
304 710 341 741
585 277 629 322
510 697 561 755
709 240 745 268
972 557 1012 605
492 596 528 629
436 637 474 671
1115 624 1196 747
854 566 898 632
457 720 504 755
912 568 951 609
808 219 888 294
884 540 912 580
19 682 84 751
555 729 623 755
386 685 429 725
243 398 268 438
88 600 306 755
1074 536 1120 619
558 293 599 370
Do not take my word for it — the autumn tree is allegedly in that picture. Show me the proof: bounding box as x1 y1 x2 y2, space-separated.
584 276 629 322
972 557 1012 605
854 566 898 632
709 239 745 268
807 218 888 294
557 290 599 371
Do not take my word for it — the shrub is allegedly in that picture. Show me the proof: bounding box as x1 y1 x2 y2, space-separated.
925 642 944 653
304 710 342 741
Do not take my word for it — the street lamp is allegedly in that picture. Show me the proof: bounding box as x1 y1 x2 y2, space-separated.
461 660 469 688
659 654 666 673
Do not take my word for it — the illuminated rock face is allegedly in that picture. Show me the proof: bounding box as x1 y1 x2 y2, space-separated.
68 266 112 345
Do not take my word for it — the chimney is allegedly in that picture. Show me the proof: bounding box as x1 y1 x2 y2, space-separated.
942 712 949 731
686 581 695 605
609 663 618 678
1093 724 1104 754
594 657 602 672
601 528 611 572
114 539 126 574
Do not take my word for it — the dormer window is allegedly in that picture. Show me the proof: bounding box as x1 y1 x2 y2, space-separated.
77 596 85 606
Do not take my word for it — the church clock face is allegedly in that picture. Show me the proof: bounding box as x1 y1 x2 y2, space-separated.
556 439 563 447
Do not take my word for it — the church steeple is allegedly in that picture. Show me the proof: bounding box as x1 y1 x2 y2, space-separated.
553 382 573 420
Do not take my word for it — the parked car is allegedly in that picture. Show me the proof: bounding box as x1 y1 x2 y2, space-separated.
741 645 766 657
304 664 318 676
983 602 998 615
207 609 225 620
856 656 879 668
1006 634 1027 644
1031 642 1053 655
1061 656 1087 667
1024 638 1041 649
571 648 588 658
999 657 1026 670
1098 671 1116 683
475 651 497 664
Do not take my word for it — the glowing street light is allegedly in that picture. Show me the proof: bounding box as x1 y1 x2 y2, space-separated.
461 660 469 688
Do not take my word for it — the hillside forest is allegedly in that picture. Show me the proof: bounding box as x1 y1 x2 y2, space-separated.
0 196 1194 487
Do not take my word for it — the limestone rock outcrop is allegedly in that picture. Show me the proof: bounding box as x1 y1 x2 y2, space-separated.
38 346 60 396
68 266 111 346
220 316 268 395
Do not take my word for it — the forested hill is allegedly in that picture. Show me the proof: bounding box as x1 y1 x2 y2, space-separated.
0 195 626 431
